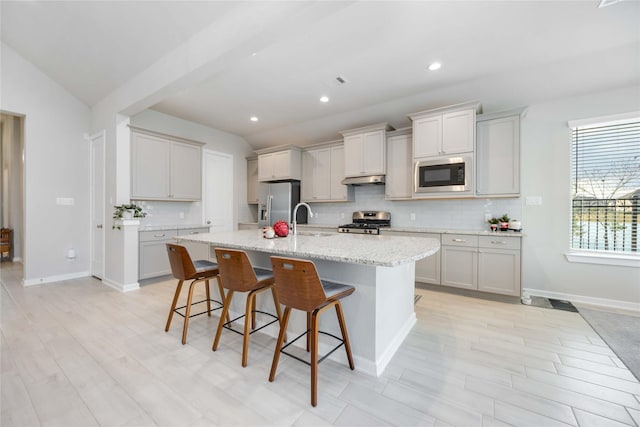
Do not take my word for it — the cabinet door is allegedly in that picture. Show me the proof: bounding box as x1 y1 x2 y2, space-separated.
131 133 170 199
478 249 520 296
313 148 331 200
413 115 442 158
301 151 314 202
139 239 173 279
258 153 274 181
442 109 475 154
441 246 477 290
343 134 364 177
273 150 291 179
386 134 412 199
330 146 348 201
246 158 259 204
415 232 441 284
170 142 201 200
476 115 520 196
362 130 385 174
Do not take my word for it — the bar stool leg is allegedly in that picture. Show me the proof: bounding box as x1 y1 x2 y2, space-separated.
310 308 320 407
213 290 234 351
335 301 355 370
215 276 231 324
306 312 312 352
205 279 212 316
270 286 287 342
269 307 291 381
242 289 258 367
182 279 199 344
165 280 184 332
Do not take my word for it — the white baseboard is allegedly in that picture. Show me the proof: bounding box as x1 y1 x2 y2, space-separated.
102 277 140 293
524 287 640 314
23 271 90 286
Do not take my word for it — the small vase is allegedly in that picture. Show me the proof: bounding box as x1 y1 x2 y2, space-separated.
122 210 133 219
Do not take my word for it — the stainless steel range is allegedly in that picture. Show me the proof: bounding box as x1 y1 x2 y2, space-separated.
338 211 391 235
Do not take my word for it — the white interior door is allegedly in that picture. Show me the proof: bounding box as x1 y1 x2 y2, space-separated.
89 131 105 279
203 150 233 233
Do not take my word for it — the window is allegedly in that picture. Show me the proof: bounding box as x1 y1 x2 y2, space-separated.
570 115 640 257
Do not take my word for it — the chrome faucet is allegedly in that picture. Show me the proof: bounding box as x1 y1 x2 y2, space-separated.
292 202 313 235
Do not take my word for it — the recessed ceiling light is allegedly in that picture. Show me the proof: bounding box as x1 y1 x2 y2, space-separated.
250 116 259 122
320 96 329 103
428 62 442 71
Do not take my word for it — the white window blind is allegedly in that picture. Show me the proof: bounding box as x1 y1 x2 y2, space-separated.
570 117 640 254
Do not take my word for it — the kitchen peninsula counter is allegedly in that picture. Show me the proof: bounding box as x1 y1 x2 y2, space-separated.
177 229 440 376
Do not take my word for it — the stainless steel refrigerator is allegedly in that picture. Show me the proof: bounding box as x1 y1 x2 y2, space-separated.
258 181 307 227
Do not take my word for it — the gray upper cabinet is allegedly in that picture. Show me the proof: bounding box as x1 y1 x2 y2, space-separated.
257 148 302 182
131 130 203 201
385 131 413 200
246 157 259 204
410 102 480 160
341 123 391 177
476 110 523 197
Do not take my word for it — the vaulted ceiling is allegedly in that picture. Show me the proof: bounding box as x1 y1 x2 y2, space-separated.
2 1 639 149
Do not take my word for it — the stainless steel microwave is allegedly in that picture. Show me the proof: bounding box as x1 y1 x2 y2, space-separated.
414 156 473 194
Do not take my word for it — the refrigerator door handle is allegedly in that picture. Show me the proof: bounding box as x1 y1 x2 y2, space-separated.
266 195 273 226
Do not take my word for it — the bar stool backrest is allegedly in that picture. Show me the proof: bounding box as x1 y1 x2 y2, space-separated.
166 244 196 280
214 248 259 292
270 257 327 312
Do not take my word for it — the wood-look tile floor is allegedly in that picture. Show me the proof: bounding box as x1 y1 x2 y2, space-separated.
1 261 639 427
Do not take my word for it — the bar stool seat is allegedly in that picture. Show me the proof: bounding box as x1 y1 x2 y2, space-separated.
269 256 355 407
212 247 284 367
165 243 227 344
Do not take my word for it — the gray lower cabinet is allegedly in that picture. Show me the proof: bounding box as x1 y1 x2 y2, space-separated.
139 230 174 280
477 236 521 296
139 227 210 280
441 235 478 290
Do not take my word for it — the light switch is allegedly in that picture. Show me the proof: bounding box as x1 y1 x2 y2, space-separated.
410 213 416 221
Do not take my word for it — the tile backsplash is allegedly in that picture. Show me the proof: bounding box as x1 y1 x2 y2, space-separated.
306 185 522 230
132 200 203 227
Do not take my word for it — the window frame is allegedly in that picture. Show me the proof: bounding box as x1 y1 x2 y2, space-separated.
566 111 640 267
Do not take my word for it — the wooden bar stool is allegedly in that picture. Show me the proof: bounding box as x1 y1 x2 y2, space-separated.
165 243 227 344
269 256 355 407
212 247 284 367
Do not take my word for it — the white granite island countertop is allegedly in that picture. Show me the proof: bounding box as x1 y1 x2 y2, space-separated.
176 229 439 267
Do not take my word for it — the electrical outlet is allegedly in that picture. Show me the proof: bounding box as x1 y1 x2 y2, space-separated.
484 213 492 222
526 196 543 206
179 212 185 219
410 213 416 221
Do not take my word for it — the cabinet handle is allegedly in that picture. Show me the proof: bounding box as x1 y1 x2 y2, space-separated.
189 231 199 234
491 241 507 245
452 238 466 242
154 233 166 237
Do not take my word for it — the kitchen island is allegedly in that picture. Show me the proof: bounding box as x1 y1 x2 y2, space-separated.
176 229 439 376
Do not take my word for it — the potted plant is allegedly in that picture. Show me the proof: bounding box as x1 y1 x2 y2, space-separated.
498 213 510 231
112 203 146 229
487 217 500 232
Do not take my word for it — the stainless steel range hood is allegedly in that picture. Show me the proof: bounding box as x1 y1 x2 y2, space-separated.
341 175 385 186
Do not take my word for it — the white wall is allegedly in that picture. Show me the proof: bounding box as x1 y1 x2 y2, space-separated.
130 109 254 226
0 43 91 283
520 86 640 307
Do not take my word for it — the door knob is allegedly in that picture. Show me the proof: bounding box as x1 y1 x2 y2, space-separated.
206 220 211 224
97 224 103 229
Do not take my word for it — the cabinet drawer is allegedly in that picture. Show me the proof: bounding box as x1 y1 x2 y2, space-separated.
442 234 478 248
139 229 177 242
478 235 520 250
178 227 209 236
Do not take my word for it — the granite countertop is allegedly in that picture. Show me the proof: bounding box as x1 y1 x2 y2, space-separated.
176 229 440 267
139 224 210 232
237 223 524 237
